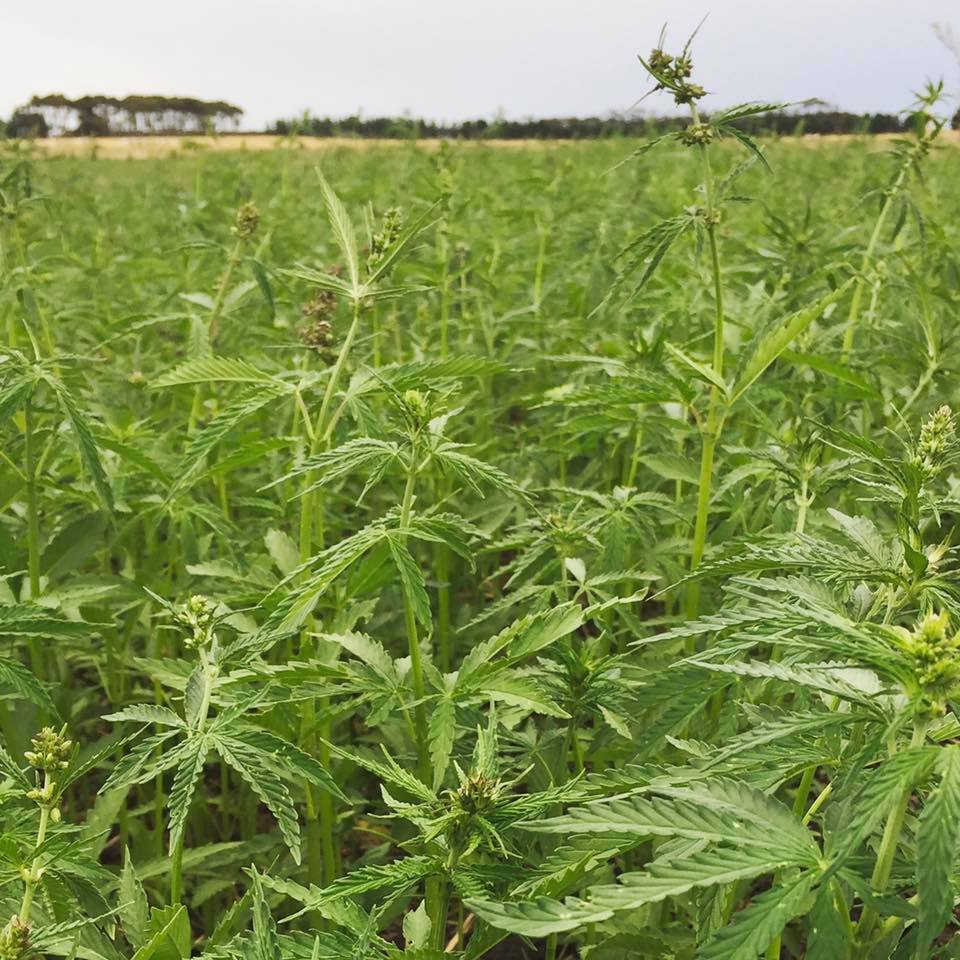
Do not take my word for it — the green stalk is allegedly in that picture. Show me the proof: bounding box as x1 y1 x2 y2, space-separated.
295 298 364 895
765 766 820 958
841 136 927 362
208 238 243 345
854 720 927 952
170 647 217 906
19 772 52 921
685 104 726 619
399 459 430 782
23 399 44 675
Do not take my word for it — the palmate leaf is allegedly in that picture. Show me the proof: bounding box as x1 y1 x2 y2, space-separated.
225 725 347 801
729 280 851 405
699 872 816 960
616 213 695 293
684 658 884 710
281 855 438 909
262 519 391 636
167 735 209 855
915 745 960 956
45 373 114 511
466 895 610 937
0 373 35 423
214 731 302 863
478 674 570 718
387 533 432 629
169 382 291 496
257 874 371 933
428 695 456 791
405 512 480 565
457 602 584 685
432 443 529 499
329 743 436 804
250 867 282 960
524 790 810 856
101 729 185 792
103 704 186 728
265 438 402 497
153 356 279 388
0 654 57 714
316 170 360 293
588 844 794 911
831 745 940 865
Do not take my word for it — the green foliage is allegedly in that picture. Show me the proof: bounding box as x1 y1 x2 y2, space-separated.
0 33 959 960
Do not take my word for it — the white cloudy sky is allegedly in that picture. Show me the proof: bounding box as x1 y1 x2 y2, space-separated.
2 1 959 128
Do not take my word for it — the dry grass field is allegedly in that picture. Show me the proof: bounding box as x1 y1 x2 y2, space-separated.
18 129 960 159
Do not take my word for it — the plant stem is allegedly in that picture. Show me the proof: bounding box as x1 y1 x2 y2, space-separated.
208 238 243 344
686 104 726 619
170 647 217 906
19 772 52 921
23 399 44 675
399 459 430 782
294 299 364 894
841 142 920 361
854 720 927 951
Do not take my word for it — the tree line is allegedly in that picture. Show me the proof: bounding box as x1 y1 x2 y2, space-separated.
270 110 944 139
5 95 243 138
4 97 959 139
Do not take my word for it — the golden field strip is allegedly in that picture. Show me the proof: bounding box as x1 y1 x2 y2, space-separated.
17 130 960 159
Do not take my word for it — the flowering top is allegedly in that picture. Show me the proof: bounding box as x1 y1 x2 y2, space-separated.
0 917 30 960
644 47 706 106
233 201 259 240
176 594 217 649
24 726 72 773
913 405 956 478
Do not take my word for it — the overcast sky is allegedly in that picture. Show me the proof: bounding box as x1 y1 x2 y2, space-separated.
2 1 959 129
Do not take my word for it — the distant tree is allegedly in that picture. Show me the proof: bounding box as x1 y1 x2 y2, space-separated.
20 94 243 136
6 111 49 138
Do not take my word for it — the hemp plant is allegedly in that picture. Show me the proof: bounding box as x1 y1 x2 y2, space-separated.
102 593 345 907
613 31 850 615
840 82 947 361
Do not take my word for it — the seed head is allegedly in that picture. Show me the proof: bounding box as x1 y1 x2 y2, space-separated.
0 917 30 960
234 201 259 240
645 47 706 106
367 207 403 275
299 317 337 365
682 122 714 146
176 594 217 648
914 405 956 476
402 389 432 427
25 726 72 772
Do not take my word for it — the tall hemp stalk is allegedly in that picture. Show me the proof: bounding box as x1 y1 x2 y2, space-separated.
628 36 850 618
840 83 945 362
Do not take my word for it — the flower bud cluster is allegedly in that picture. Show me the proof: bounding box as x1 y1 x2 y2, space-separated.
367 207 403 275
401 389 432 429
176 594 217 649
681 122 714 146
0 917 30 960
233 201 259 240
894 611 960 712
25 726 72 814
25 726 72 774
913 405 955 478
646 48 706 105
299 288 339 364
